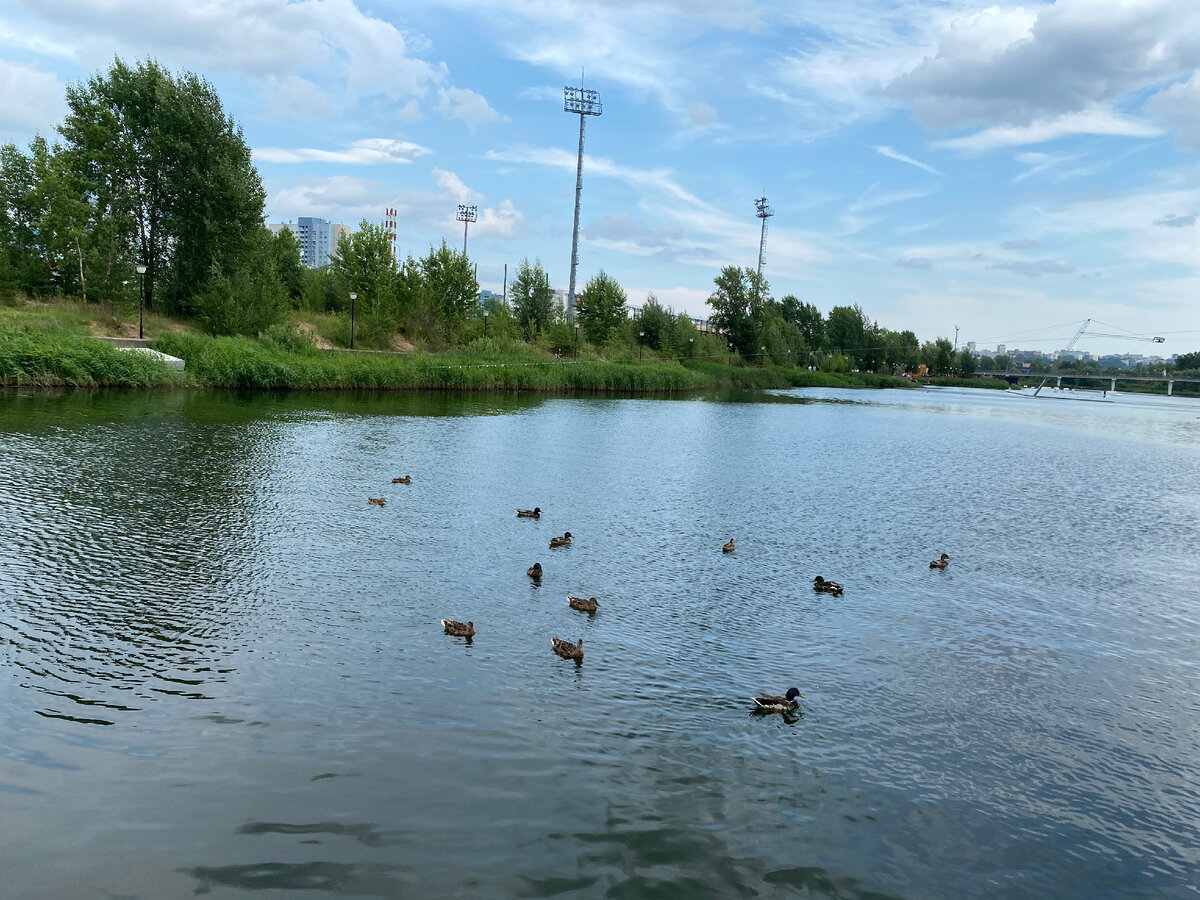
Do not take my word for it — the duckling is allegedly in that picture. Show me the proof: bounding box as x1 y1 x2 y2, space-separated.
722 538 736 553
929 553 950 569
516 507 542 518
752 687 803 712
367 497 386 507
567 595 599 613
551 636 584 661
527 562 543 579
812 576 843 595
548 531 573 549
392 475 412 484
440 619 475 638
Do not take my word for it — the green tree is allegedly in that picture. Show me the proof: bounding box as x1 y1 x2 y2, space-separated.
194 225 287 335
59 58 266 323
575 270 628 344
706 265 768 357
272 227 306 308
957 346 977 376
825 305 869 364
419 240 478 344
328 221 400 344
780 295 823 349
1174 351 1200 371
636 293 672 351
510 258 555 340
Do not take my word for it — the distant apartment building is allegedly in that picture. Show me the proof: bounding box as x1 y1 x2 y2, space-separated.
268 217 350 268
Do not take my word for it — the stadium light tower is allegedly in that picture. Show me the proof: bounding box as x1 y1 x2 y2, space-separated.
564 82 602 320
456 204 477 255
755 196 774 281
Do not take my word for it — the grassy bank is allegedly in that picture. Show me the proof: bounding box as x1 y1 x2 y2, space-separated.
0 331 181 387
0 328 919 392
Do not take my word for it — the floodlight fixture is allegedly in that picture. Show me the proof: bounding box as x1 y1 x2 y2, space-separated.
456 204 478 255
564 83 604 322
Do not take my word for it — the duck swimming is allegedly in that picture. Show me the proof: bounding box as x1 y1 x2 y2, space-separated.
368 497 386 507
551 636 584 661
527 562 543 579
567 595 599 613
441 619 475 638
516 507 542 518
722 538 736 553
392 475 412 484
549 532 573 549
929 553 950 569
812 576 843 595
752 687 803 712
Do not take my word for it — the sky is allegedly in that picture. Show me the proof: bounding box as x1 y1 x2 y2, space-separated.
2 0 1199 357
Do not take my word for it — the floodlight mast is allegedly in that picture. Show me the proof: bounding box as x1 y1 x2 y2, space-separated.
755 196 774 282
456 204 477 254
565 85 602 320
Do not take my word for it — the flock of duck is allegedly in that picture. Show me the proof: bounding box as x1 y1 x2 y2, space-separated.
371 484 950 716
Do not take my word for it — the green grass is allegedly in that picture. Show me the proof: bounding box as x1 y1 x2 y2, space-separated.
0 331 181 387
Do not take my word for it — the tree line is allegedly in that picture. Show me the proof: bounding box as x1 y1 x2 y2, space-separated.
2 56 977 372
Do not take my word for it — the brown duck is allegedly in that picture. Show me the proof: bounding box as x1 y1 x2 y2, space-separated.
929 553 949 569
368 497 386 507
567 595 599 613
516 507 542 518
392 475 412 484
722 538 736 553
551 636 584 661
441 619 475 638
812 576 843 595
549 532 573 549
527 562 543 579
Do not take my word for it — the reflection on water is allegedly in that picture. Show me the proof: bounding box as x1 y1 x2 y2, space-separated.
1 386 1199 898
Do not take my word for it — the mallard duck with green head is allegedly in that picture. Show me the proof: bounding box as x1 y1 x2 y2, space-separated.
812 576 843 595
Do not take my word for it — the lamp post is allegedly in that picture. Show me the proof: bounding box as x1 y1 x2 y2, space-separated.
688 336 694 359
483 308 488 339
728 343 733 365
574 322 580 358
349 291 357 349
639 330 644 362
761 345 767 366
135 264 147 339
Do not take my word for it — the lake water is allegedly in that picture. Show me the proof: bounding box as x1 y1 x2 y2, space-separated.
1 385 1198 898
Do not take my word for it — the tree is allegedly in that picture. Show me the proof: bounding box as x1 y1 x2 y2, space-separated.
1174 351 1200 372
780 295 823 349
706 265 768 357
575 270 628 344
825 305 869 364
957 346 977 376
59 58 266 323
637 293 672 351
510 258 555 340
328 221 401 344
419 240 478 344
272 227 306 308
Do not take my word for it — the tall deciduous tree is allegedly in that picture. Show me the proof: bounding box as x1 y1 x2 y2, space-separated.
272 227 306 308
329 221 401 343
706 265 768 357
780 295 824 350
58 58 266 322
419 240 478 344
510 258 555 340
637 293 672 351
575 270 628 344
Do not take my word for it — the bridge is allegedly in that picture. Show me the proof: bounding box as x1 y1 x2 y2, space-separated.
977 371 1200 396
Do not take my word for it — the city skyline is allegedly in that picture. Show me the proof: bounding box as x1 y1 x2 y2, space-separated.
3 1 1199 355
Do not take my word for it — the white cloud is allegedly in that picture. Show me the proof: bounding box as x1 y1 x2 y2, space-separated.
262 75 332 119
890 0 1200 132
433 168 482 204
254 138 431 165
937 107 1162 152
0 59 63 138
875 145 942 176
989 258 1076 277
1147 71 1200 151
436 86 506 131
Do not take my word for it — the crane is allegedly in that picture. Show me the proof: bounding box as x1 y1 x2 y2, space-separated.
1032 319 1164 396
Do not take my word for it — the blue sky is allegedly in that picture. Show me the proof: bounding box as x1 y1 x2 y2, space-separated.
3 0 1199 356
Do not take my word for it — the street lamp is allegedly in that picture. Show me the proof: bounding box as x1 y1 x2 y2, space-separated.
574 322 580 358
728 343 733 365
639 330 645 362
349 291 357 349
483 308 488 338
688 336 694 359
761 346 767 366
135 263 147 339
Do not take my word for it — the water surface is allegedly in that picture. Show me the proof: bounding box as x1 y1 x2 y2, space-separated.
1 386 1198 897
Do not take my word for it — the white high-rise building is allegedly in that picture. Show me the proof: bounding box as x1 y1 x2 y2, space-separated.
267 217 348 268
